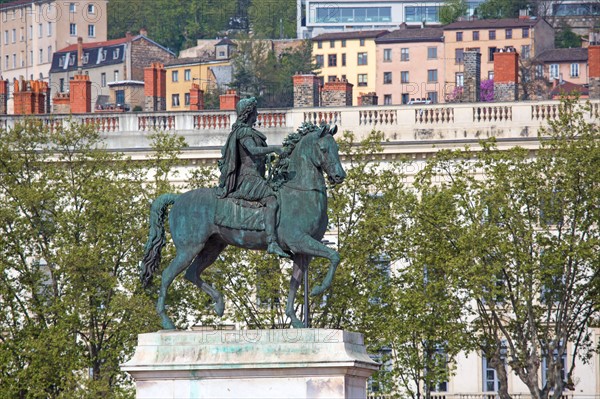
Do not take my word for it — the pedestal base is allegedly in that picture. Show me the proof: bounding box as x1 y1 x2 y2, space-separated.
122 329 379 399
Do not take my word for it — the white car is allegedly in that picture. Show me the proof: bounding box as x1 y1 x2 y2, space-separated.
407 97 432 105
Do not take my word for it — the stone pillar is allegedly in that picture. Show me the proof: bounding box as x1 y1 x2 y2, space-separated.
358 92 378 106
0 79 8 115
220 89 240 111
292 74 320 107
588 46 600 99
144 62 166 111
70 74 92 113
52 93 71 114
122 329 379 399
189 83 204 110
320 81 353 107
494 50 519 102
463 51 481 103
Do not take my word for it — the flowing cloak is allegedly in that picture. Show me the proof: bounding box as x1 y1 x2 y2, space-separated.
217 123 272 200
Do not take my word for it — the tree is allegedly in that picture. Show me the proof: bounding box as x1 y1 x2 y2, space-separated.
476 0 529 19
440 0 468 24
0 120 185 398
416 98 600 399
481 79 494 102
555 24 582 48
248 0 297 39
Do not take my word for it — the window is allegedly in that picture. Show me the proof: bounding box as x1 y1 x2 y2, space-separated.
329 40 335 48
20 27 24 41
541 346 567 386
456 31 463 41
69 2 76 13
47 22 52 36
328 54 337 67
327 75 337 82
428 69 438 82
116 90 125 105
384 94 392 105
172 94 180 107
357 52 368 65
12 53 16 68
184 92 191 106
317 41 322 49
12 29 16 43
88 25 95 37
359 38 365 46
456 72 464 87
172 70 179 82
570 63 579 77
401 48 409 61
38 23 42 38
401 93 409 104
427 92 438 103
341 39 346 47
88 4 96 14
383 72 392 84
357 73 367 86
3 30 7 45
38 49 43 64
47 46 52 63
341 53 346 66
383 48 391 62
535 64 543 78
488 46 498 62
101 72 106 87
315 54 324 67
184 69 191 81
428 47 437 59
70 23 77 36
114 70 119 81
59 78 64 92
405 6 440 23
489 30 496 40
113 48 120 59
505 29 512 39
522 27 529 38
315 6 392 23
549 64 559 79
455 48 464 64
401 71 409 83
4 55 7 70
29 50 33 66
29 25 32 40
488 71 494 80
521 45 531 60
473 31 480 40
483 356 501 391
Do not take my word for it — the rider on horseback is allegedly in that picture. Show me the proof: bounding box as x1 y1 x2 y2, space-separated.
216 97 290 258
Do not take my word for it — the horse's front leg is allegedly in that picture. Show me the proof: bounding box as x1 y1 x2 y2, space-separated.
286 254 308 328
288 236 340 297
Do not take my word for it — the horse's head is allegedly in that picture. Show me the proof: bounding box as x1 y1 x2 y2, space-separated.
316 124 346 185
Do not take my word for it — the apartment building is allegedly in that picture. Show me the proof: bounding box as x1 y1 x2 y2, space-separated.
443 18 555 91
297 0 485 39
0 0 107 83
375 27 445 105
313 30 388 106
536 47 588 86
49 31 174 111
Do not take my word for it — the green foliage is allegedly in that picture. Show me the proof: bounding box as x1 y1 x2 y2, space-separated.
439 0 468 24
555 24 582 48
0 120 186 398
476 0 529 19
248 0 297 39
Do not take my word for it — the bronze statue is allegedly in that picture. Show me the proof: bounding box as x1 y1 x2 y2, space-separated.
140 100 346 329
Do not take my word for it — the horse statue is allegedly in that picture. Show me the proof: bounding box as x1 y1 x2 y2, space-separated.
140 122 346 329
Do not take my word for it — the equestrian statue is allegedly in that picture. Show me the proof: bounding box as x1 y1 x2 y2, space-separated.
140 97 346 329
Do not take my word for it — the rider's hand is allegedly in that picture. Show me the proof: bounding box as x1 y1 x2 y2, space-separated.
272 147 284 155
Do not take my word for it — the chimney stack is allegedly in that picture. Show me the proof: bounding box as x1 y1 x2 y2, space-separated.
77 37 83 73
493 49 519 102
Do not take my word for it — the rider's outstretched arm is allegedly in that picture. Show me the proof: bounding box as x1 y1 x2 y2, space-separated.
241 137 282 156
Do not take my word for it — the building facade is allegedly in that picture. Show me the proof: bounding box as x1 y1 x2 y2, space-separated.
375 27 445 105
536 47 588 87
313 30 388 106
443 18 555 98
49 32 174 111
297 0 485 39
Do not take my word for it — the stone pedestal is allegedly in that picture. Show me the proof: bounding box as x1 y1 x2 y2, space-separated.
122 329 379 399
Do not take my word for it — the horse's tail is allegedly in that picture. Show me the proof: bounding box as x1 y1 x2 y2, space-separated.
140 193 179 288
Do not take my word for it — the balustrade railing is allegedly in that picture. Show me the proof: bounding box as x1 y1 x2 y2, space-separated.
303 110 341 125
473 105 512 122
415 107 454 124
359 109 398 126
194 113 231 130
138 114 176 131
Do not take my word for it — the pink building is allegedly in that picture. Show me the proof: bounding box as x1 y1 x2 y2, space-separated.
375 27 445 105
536 47 588 87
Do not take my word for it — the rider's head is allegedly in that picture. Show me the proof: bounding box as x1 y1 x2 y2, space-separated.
236 97 258 125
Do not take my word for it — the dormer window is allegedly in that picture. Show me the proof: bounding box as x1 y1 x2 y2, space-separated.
113 48 120 59
82 53 89 64
98 49 107 62
58 55 65 67
69 54 76 66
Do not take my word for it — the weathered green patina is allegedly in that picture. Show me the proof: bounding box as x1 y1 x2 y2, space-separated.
140 101 346 330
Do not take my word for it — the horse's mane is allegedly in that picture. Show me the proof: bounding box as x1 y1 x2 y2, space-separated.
269 122 321 189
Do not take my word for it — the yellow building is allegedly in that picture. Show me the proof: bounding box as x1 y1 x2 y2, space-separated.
312 30 388 106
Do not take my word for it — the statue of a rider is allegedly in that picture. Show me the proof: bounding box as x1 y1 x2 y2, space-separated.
216 97 290 258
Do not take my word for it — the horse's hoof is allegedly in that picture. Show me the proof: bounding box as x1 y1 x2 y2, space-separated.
310 285 324 296
214 299 225 317
291 319 305 328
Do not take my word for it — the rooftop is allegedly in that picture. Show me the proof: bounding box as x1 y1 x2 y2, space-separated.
537 47 588 63
443 18 541 30
0 0 36 10
376 28 444 43
313 30 389 41
58 37 133 53
164 57 226 67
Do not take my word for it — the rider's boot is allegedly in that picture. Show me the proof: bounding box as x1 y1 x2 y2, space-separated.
264 200 290 258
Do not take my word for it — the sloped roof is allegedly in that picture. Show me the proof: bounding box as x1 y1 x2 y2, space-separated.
550 80 589 97
444 18 541 30
58 37 132 53
376 28 444 43
313 30 389 41
537 48 588 63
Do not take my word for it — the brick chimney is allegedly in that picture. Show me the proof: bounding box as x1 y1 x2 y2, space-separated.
52 92 70 114
320 80 353 107
0 79 8 115
70 74 92 113
493 49 519 102
464 51 481 102
189 83 204 110
77 37 84 73
13 79 35 115
588 46 600 98
358 92 378 106
219 89 240 111
292 73 320 107
140 28 148 37
144 62 166 111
